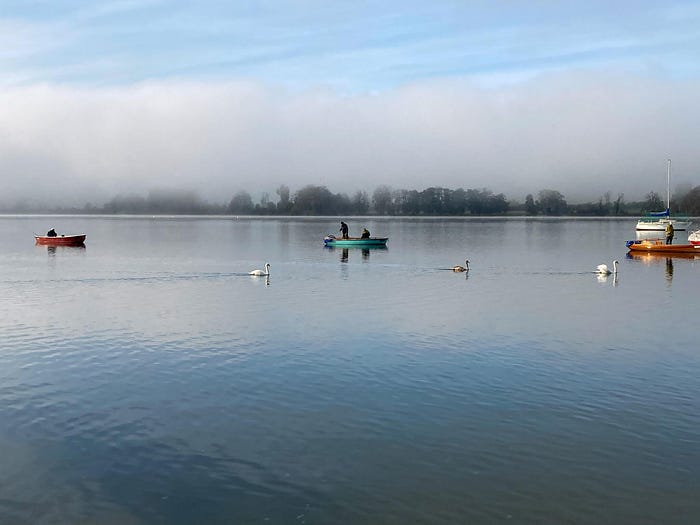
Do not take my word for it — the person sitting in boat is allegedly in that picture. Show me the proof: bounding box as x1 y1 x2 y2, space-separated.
665 222 674 245
339 221 349 239
361 228 370 239
46 228 57 237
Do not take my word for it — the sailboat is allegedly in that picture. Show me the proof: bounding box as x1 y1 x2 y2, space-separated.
635 159 692 231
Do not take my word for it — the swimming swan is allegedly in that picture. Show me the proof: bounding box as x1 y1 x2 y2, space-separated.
249 263 270 276
452 260 470 272
596 260 618 275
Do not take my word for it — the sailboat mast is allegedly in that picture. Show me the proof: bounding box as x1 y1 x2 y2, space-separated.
667 158 671 211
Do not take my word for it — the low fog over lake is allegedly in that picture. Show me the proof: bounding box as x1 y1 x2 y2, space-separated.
2 76 699 210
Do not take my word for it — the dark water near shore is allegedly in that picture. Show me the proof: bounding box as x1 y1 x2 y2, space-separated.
1 216 699 524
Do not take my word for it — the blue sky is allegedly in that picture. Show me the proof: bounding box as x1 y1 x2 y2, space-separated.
1 1 700 205
4 0 699 89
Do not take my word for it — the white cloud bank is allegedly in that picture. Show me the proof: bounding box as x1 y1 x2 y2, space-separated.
1 72 699 208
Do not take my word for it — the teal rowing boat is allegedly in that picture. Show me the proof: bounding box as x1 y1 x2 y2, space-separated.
324 235 388 246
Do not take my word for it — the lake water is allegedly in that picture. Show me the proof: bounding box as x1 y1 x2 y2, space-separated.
1 216 699 524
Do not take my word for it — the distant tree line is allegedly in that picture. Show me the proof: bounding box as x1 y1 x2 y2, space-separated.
175 184 699 216
5 183 700 216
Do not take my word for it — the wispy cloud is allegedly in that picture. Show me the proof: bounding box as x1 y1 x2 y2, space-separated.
1 1 699 89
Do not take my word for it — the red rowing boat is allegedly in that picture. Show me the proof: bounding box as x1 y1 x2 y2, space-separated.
35 234 86 246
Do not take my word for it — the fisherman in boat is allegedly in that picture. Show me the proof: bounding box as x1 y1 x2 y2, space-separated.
361 228 370 239
665 222 674 244
339 221 349 239
46 228 57 237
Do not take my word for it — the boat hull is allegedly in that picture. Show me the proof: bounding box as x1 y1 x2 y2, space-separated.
626 239 700 254
323 236 388 246
635 218 692 231
35 234 86 246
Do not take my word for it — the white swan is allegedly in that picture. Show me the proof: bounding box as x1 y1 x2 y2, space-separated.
596 260 618 275
452 260 470 272
249 263 270 276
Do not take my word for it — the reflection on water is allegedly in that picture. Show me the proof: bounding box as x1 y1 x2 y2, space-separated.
624 250 700 287
1 216 700 525
45 244 87 255
325 245 387 263
626 251 700 261
596 272 618 286
249 274 271 286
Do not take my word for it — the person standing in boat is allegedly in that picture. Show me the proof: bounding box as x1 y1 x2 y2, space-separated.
665 222 674 244
361 228 370 239
47 228 57 237
339 221 349 239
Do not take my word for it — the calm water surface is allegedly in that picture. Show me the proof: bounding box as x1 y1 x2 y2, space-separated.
0 216 699 524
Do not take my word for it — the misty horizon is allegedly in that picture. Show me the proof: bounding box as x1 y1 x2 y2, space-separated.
2 180 695 215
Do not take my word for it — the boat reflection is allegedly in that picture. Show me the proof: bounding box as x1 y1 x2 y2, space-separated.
624 252 700 286
44 244 86 256
626 251 700 261
325 245 387 262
